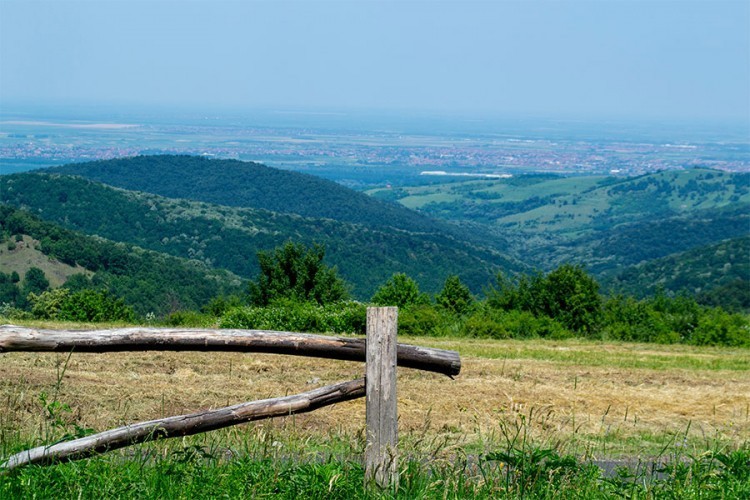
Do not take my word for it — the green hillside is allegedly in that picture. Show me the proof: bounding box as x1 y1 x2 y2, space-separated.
374 169 749 230
0 234 90 289
370 169 750 273
0 173 522 297
603 236 750 312
46 155 502 248
0 206 244 316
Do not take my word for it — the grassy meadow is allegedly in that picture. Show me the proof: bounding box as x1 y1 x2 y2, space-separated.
1 321 749 497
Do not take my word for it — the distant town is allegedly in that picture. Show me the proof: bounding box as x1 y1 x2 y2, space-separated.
1 115 748 186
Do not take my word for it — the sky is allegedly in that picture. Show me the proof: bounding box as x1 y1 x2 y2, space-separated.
1 0 749 123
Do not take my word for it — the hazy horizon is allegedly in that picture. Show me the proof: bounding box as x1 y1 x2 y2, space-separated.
2 1 748 125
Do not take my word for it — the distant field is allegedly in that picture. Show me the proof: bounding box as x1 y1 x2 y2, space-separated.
1 322 748 460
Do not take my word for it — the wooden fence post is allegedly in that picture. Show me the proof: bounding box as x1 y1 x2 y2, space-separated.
365 306 399 489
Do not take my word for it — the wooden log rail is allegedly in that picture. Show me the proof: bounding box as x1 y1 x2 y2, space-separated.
0 314 459 487
1 379 366 472
0 325 460 377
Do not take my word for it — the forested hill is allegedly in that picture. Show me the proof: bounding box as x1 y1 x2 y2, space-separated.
0 205 244 316
604 236 750 312
373 168 750 274
46 154 501 248
0 173 522 297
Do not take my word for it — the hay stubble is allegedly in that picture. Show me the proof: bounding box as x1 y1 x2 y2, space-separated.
1 337 748 457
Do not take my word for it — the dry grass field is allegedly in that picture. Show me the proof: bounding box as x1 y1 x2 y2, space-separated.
1 323 748 460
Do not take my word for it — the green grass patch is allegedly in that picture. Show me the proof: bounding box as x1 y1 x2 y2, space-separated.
2 426 748 499
407 337 750 371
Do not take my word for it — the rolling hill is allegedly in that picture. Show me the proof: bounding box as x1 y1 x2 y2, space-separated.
45 155 505 248
369 168 750 274
0 206 245 316
0 172 522 297
603 236 750 312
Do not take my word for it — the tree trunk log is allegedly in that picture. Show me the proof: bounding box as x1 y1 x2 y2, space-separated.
0 325 460 377
0 378 365 472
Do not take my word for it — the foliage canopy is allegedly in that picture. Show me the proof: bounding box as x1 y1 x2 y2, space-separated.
371 273 430 309
248 242 349 306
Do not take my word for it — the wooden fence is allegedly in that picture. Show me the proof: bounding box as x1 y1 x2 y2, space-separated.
0 307 461 488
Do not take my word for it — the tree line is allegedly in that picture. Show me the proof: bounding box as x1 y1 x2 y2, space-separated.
2 219 747 348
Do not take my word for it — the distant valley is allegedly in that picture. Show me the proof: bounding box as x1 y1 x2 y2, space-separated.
369 168 750 275
1 156 522 297
1 155 748 313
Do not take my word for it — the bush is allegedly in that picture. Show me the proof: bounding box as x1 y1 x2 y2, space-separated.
57 289 136 323
28 288 136 323
488 265 601 335
601 295 680 343
461 308 572 340
201 295 245 317
0 302 33 320
435 275 474 315
688 308 750 347
28 288 71 319
165 310 216 328
541 265 602 334
220 300 366 334
371 273 430 309
599 294 750 346
23 267 50 296
398 304 445 336
462 310 510 339
248 243 349 306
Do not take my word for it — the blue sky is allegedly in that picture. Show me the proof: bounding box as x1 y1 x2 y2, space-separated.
1 0 748 122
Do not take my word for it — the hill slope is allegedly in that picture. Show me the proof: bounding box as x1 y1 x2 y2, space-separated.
0 234 90 289
47 154 503 247
0 173 521 296
370 169 750 274
0 206 244 315
603 236 750 312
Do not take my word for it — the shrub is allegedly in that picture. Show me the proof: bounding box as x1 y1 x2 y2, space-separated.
23 267 50 296
165 310 216 328
488 265 601 335
220 300 366 334
601 295 680 343
201 294 245 317
0 302 33 320
688 308 750 347
62 273 95 293
28 288 135 322
541 264 602 334
371 273 430 309
398 304 445 336
435 275 474 315
499 310 571 339
462 310 510 339
461 308 572 340
28 288 71 319
57 290 136 323
248 243 349 306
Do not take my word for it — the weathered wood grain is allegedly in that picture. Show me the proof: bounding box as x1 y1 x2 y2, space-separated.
365 307 399 488
0 325 460 377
